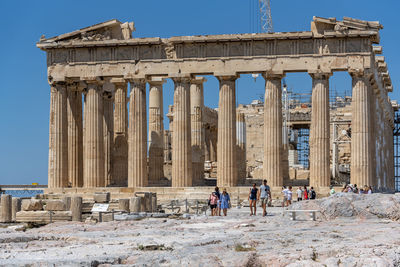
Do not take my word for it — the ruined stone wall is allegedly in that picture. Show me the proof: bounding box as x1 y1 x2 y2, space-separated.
237 98 353 184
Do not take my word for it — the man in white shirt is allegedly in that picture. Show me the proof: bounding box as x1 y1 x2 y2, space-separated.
282 186 289 207
287 186 293 205
296 187 303 201
258 179 271 216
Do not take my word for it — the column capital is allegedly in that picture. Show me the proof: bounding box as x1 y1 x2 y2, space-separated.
109 77 127 85
148 76 166 86
103 90 113 100
308 70 332 80
128 78 146 84
170 73 192 83
349 69 373 79
66 81 79 92
262 72 285 80
50 82 67 88
214 73 238 81
191 76 207 84
81 76 105 85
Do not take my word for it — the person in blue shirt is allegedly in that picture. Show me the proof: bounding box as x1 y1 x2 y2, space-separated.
220 188 231 216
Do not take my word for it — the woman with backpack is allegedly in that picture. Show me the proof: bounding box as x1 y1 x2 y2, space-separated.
208 192 219 216
309 187 317 199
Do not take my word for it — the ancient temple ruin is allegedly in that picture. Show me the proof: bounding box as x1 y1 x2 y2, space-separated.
37 16 395 196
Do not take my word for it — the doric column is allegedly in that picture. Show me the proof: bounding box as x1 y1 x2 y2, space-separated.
48 82 68 188
148 77 165 184
128 79 148 187
112 79 128 186
236 111 246 183
309 72 331 188
103 89 114 186
67 82 83 187
113 79 128 135
263 74 283 187
217 75 237 187
369 84 378 189
83 80 105 187
191 77 206 185
164 130 171 162
171 75 192 187
350 71 374 187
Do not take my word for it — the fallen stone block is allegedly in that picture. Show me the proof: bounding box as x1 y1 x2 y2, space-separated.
21 199 43 211
16 211 72 223
151 213 169 218
94 192 110 203
114 214 146 221
44 200 66 211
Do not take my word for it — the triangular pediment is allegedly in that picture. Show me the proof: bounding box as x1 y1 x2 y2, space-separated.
39 19 135 43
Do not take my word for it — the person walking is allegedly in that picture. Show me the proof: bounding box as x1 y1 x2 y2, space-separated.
296 186 303 202
368 186 373 194
353 184 359 194
220 188 231 216
282 186 289 207
248 183 258 216
330 186 336 196
310 187 316 200
303 185 309 200
208 192 219 216
214 187 221 216
287 186 293 206
259 179 271 216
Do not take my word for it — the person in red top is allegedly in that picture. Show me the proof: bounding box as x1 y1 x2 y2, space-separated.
303 185 309 200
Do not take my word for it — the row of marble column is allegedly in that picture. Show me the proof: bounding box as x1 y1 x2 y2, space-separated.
263 71 393 189
48 76 207 188
48 71 392 189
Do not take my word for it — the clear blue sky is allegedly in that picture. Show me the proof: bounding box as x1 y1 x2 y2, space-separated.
0 0 399 185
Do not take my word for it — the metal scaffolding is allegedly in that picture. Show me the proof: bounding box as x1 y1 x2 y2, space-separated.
296 128 310 169
394 111 400 192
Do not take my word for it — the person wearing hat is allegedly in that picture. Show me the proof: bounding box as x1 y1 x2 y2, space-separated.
220 188 231 216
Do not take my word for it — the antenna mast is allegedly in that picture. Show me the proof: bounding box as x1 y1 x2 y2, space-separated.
259 0 273 33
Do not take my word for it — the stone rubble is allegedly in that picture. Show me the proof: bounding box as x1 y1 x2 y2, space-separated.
290 193 400 221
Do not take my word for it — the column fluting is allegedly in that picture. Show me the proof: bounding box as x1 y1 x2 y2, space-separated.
128 79 148 187
350 72 374 187
67 83 83 187
217 75 237 187
112 80 128 186
263 74 283 187
309 72 331 188
103 90 114 186
171 76 192 187
48 82 68 188
148 78 165 184
191 77 206 185
83 82 105 187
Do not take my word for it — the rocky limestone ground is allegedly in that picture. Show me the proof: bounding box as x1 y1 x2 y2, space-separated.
0 193 400 267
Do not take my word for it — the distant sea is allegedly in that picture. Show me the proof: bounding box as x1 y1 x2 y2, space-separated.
1 190 44 198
